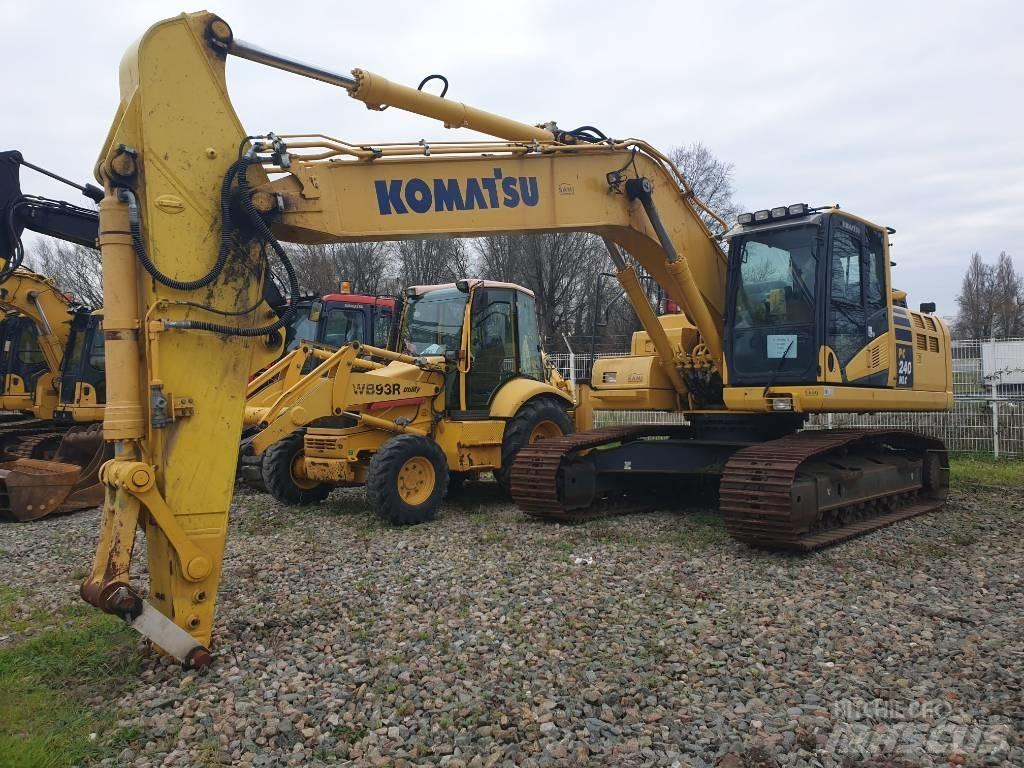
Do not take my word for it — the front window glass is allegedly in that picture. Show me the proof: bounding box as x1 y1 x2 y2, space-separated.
322 309 367 348
88 322 105 371
62 323 88 375
732 227 818 330
16 324 44 365
402 288 468 355
287 315 319 351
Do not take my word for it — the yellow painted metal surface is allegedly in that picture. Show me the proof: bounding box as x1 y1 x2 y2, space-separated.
724 385 953 414
84 12 279 648
434 419 505 471
487 378 572 419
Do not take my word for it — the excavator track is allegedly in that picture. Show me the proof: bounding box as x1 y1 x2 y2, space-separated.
511 425 948 552
719 428 948 551
0 419 66 459
511 425 668 522
4 430 65 459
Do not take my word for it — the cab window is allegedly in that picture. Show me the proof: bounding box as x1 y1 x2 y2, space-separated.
733 229 817 329
830 229 866 367
322 309 366 347
374 309 394 349
88 323 105 371
16 324 44 365
515 292 545 381
288 315 319 351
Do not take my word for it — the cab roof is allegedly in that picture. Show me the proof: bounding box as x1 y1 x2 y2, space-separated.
408 279 535 298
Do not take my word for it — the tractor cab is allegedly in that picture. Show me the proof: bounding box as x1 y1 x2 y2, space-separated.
55 311 105 423
289 285 399 353
723 205 893 388
401 279 546 412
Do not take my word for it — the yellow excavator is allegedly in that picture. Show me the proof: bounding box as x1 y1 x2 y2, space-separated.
0 270 109 520
242 278 573 521
72 11 951 666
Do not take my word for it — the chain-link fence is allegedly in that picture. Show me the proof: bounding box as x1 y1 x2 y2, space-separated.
547 339 1024 458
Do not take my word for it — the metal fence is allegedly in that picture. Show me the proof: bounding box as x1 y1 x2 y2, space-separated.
547 339 1024 458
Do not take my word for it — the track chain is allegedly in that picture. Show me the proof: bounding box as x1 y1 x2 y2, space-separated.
511 424 949 553
720 428 947 551
510 424 667 522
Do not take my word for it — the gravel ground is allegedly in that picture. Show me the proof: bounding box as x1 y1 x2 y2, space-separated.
1 481 1021 768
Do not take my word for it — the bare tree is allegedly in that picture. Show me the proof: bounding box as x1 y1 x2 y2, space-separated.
285 241 395 296
474 235 522 282
393 238 473 287
26 237 103 308
475 232 612 344
955 253 997 340
991 251 1024 338
668 141 742 233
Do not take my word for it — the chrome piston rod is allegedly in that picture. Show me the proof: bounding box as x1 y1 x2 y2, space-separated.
229 39 357 90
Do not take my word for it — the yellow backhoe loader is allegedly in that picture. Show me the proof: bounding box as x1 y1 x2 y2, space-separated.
70 11 951 665
242 279 573 522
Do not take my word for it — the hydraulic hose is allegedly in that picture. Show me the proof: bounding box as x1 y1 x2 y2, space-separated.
122 154 298 337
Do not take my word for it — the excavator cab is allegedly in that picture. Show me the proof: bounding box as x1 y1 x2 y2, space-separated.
723 206 950 409
55 311 105 423
0 314 48 403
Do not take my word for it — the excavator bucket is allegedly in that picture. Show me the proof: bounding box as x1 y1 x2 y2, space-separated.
0 426 109 522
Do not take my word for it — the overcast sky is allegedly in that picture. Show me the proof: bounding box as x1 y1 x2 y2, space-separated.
4 0 1021 316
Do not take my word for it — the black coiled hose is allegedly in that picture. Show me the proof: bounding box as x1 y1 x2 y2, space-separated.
122 159 241 291
124 154 299 338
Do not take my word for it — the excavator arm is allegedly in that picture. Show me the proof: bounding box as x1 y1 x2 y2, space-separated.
79 11 950 664
0 150 102 278
78 11 730 663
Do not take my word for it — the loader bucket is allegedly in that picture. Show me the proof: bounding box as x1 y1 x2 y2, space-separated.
0 427 109 522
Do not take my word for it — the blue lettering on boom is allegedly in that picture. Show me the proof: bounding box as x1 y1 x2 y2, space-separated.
375 169 540 215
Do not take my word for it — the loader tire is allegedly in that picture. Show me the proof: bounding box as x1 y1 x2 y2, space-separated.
262 431 332 506
367 434 448 525
494 398 573 495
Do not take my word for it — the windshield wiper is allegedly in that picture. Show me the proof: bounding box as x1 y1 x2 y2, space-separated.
761 338 796 399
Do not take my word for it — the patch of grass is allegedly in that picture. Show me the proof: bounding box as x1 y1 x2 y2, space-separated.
333 723 368 744
949 455 1024 487
0 586 50 636
0 603 141 768
658 511 728 550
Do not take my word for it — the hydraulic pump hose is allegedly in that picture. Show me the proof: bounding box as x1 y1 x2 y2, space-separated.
121 154 299 338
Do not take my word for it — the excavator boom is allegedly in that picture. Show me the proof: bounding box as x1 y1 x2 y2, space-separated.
75 11 952 664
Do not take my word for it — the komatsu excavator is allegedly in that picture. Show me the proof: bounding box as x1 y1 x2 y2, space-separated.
75 12 951 665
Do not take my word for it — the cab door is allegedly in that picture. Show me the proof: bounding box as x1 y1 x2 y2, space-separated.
7 317 48 394
825 218 889 384
464 287 517 411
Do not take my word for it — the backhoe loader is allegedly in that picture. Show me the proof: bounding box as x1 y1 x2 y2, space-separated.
242 278 573 522
72 11 951 665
